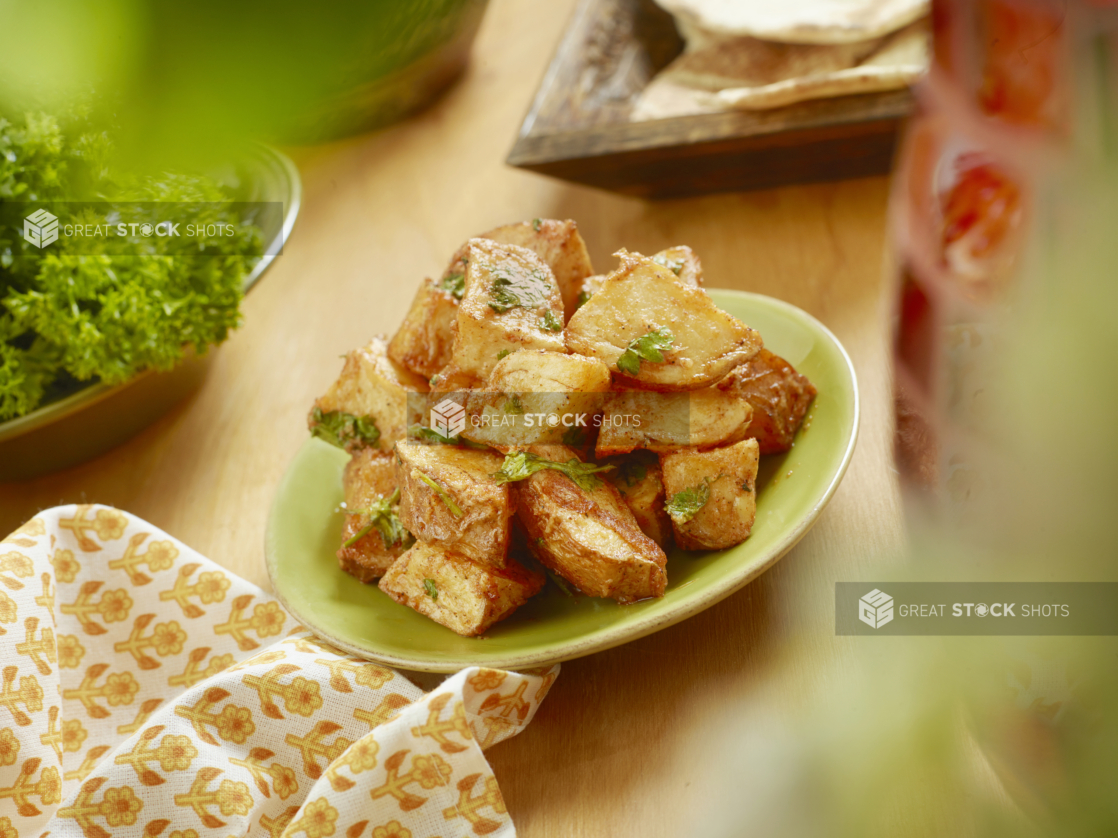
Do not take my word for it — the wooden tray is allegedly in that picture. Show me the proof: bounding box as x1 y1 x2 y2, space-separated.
506 0 915 198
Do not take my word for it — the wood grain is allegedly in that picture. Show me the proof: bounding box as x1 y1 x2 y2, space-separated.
0 0 906 834
507 0 913 196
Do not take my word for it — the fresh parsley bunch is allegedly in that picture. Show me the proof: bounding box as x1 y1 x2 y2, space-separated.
0 106 261 420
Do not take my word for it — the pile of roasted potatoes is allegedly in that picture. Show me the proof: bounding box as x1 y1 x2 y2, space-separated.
309 219 815 637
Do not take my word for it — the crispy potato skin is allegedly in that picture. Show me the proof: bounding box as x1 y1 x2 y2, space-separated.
461 351 611 449
514 445 667 602
337 449 409 582
661 439 760 550
607 451 674 549
310 336 429 453
651 245 703 288
388 279 459 379
451 239 567 380
565 250 762 391
394 441 511 566
379 542 544 637
595 387 753 456
719 349 817 454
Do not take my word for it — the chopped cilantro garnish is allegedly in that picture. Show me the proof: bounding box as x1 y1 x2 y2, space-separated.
439 272 466 299
652 253 685 275
423 579 438 600
561 425 587 447
665 480 711 523
541 309 563 331
615 459 648 488
532 218 542 232
487 265 552 313
415 471 463 517
489 276 521 313
496 349 513 361
576 290 592 309
547 569 578 598
504 394 524 414
409 424 487 449
493 451 613 491
343 489 411 548
311 407 381 450
616 327 674 376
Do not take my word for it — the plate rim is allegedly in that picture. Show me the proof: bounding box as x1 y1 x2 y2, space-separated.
265 288 860 672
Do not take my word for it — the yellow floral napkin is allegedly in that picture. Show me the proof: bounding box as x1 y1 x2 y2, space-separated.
0 505 557 838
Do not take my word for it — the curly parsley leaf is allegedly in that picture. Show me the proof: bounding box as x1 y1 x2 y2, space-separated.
0 108 259 421
423 578 438 600
665 480 711 523
616 326 674 377
493 451 613 491
541 309 563 332
439 272 466 299
343 489 411 548
311 407 381 450
415 470 463 517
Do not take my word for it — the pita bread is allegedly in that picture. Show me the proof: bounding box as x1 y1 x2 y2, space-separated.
630 78 722 122
631 21 927 120
655 0 928 45
662 33 883 91
713 21 928 110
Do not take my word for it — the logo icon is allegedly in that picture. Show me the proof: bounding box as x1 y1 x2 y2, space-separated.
430 398 466 438
23 209 59 249
859 589 894 629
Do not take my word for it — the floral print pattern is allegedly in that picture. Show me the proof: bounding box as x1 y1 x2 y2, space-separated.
0 505 557 838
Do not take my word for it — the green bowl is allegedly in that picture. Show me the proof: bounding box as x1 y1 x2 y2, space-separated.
0 145 301 482
266 290 859 672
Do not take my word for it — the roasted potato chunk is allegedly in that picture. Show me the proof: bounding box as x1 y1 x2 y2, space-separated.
513 445 667 602
337 449 410 582
595 387 753 456
450 239 567 380
310 337 429 453
651 245 703 288
565 250 762 391
661 439 760 550
388 278 459 379
379 541 544 637
718 349 817 454
394 440 512 566
574 245 699 310
607 451 673 549
461 351 611 449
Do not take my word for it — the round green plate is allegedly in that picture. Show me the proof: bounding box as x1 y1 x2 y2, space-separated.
266 289 859 672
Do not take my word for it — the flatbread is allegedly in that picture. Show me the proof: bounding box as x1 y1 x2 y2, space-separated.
664 34 883 91
713 21 928 110
655 0 928 45
631 21 927 120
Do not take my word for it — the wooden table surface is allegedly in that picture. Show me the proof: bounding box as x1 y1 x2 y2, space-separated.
0 0 906 833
